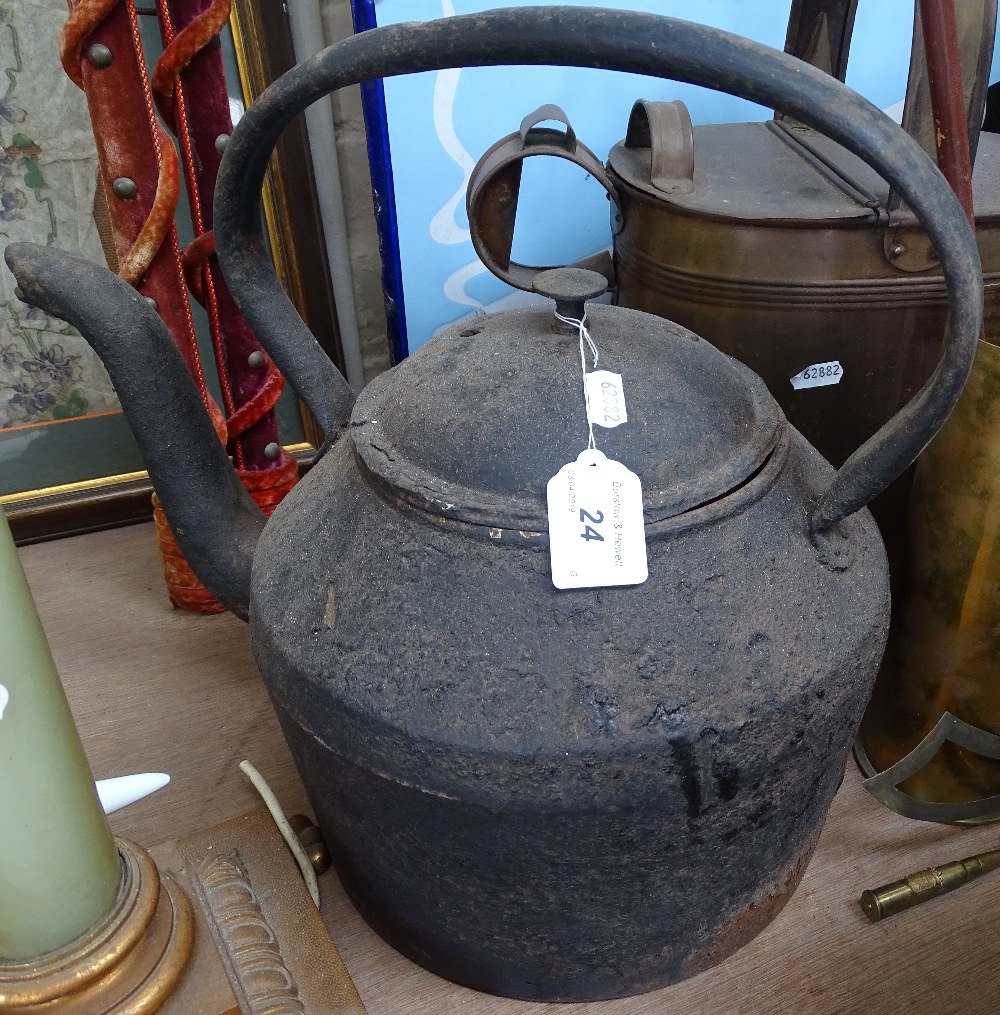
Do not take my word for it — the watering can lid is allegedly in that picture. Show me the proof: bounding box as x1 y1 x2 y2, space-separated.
349 296 783 532
608 120 882 223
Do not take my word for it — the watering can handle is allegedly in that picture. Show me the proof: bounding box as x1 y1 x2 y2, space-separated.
213 5 982 533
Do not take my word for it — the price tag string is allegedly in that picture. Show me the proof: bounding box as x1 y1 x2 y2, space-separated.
556 311 600 451
546 311 647 589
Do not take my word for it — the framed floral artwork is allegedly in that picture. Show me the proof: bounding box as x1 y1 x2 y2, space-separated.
0 0 339 542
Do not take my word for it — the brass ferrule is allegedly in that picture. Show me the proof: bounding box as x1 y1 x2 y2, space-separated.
861 850 1000 922
289 813 332 875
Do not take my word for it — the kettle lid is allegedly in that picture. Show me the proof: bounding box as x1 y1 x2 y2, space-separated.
350 298 782 532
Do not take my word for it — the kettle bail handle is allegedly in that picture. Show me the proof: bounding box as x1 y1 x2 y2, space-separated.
213 6 982 530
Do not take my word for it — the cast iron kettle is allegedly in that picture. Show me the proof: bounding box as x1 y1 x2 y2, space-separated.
6 7 983 1002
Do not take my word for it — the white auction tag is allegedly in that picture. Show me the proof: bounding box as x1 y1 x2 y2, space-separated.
585 370 628 428
546 449 648 590
790 360 843 390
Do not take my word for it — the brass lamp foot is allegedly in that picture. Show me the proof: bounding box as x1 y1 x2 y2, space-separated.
0 838 194 1013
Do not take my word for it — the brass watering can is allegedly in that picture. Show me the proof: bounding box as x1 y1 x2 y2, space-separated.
5 6 982 1001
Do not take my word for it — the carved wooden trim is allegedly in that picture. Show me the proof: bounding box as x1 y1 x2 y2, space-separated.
195 852 306 1014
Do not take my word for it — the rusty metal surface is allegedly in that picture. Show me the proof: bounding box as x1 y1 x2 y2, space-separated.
681 844 817 979
349 305 781 531
4 244 265 621
253 388 889 999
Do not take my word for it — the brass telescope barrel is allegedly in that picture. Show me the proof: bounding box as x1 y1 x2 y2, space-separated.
860 848 1000 922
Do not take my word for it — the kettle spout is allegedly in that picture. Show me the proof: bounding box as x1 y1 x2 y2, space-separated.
5 242 264 621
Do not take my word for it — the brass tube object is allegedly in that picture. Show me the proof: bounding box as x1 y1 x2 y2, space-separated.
860 847 1000 922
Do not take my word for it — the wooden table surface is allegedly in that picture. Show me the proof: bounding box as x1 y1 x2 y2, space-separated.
18 522 1000 1014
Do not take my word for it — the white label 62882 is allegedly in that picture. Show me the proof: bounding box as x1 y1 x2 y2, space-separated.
790 360 843 390
585 370 628 428
546 449 648 590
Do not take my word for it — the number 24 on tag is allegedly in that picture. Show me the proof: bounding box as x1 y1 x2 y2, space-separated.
546 449 648 590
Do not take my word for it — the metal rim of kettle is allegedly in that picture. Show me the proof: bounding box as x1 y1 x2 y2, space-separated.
212 4 983 535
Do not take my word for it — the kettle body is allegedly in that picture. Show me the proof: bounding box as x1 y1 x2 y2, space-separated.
5 5 983 1003
252 303 889 999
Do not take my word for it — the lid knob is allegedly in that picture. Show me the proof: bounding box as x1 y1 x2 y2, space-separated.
532 267 608 321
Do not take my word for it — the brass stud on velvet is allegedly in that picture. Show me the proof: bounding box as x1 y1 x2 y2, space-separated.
112 177 138 200
86 44 114 69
